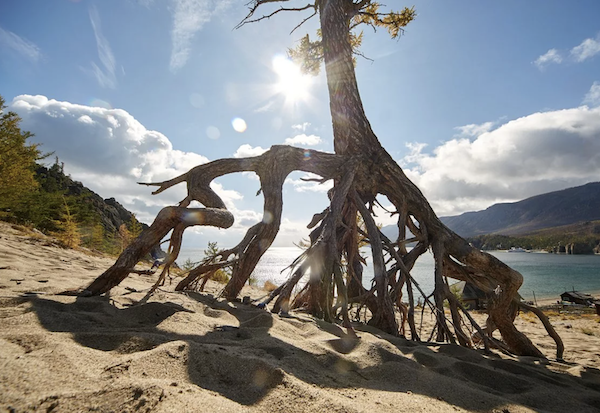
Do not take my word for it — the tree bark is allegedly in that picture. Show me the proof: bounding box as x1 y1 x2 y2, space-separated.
83 207 234 295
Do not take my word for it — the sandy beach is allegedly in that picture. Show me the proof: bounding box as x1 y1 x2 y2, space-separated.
1 221 600 412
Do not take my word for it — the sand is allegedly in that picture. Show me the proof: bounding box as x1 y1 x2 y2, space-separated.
1 221 600 413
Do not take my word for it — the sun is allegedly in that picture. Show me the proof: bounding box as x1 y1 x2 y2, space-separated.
272 55 313 103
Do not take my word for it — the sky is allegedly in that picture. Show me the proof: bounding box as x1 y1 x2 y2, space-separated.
1 0 600 249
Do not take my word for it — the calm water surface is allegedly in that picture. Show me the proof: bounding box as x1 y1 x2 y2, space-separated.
179 247 600 301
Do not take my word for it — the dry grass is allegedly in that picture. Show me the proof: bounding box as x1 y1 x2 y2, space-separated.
543 310 560 317
519 307 599 325
263 280 278 292
580 327 597 336
518 311 538 324
211 269 230 284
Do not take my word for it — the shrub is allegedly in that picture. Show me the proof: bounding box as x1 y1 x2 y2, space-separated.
211 269 230 284
263 280 278 292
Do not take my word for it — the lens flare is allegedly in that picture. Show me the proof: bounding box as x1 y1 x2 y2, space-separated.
206 126 220 140
189 93 205 108
262 211 274 224
232 117 247 133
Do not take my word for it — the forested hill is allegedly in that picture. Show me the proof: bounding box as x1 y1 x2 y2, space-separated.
440 182 600 237
34 161 141 235
5 159 159 256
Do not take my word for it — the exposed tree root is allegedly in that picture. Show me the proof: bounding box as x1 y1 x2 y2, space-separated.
82 207 234 296
83 143 562 359
519 302 565 360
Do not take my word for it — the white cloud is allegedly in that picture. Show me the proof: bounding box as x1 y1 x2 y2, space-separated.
233 144 268 158
453 121 495 137
570 36 600 62
285 173 333 193
534 48 562 70
0 25 42 62
284 133 322 146
291 122 311 131
169 0 232 72
78 115 94 124
253 101 275 113
10 95 213 223
89 6 117 88
398 142 428 168
275 217 313 246
583 81 600 107
400 105 600 216
209 182 242 209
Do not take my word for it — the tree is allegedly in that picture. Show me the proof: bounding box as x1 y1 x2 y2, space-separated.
85 222 106 251
128 214 143 239
83 1 562 358
180 242 231 286
118 224 133 252
54 197 81 249
0 95 43 220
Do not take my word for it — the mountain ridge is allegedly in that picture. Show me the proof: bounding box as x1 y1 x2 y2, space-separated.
440 182 600 238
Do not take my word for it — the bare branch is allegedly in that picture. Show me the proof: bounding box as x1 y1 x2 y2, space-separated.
352 0 371 11
353 48 374 63
290 8 318 34
236 2 316 30
300 176 329 183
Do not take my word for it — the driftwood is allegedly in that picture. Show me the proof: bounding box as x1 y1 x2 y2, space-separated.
83 0 564 359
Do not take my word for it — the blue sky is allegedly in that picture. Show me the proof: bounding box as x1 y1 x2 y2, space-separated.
1 0 600 248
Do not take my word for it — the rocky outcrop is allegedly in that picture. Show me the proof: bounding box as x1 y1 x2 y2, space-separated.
35 164 166 259
551 242 595 254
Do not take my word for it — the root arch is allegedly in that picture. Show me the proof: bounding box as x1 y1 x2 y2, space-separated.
84 143 563 360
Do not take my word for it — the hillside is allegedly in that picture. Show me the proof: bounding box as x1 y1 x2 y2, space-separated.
35 162 143 236
467 220 600 253
440 182 600 237
2 160 164 258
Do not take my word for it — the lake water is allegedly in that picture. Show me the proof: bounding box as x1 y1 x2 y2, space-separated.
178 247 600 301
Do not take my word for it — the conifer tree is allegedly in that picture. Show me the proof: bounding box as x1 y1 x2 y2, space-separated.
118 224 133 253
128 214 143 239
54 197 81 249
0 95 43 220
86 222 106 251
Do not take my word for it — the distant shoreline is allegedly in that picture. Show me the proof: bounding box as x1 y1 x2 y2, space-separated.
179 246 600 304
493 249 600 256
531 289 600 306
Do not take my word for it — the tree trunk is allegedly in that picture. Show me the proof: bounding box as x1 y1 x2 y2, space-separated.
314 0 546 354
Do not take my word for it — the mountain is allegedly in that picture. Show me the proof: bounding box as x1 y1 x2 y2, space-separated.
380 226 415 245
440 182 600 238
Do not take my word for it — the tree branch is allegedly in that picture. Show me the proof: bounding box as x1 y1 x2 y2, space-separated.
290 8 319 34
236 2 316 30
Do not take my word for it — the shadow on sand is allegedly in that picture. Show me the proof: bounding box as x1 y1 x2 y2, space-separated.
26 292 600 411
